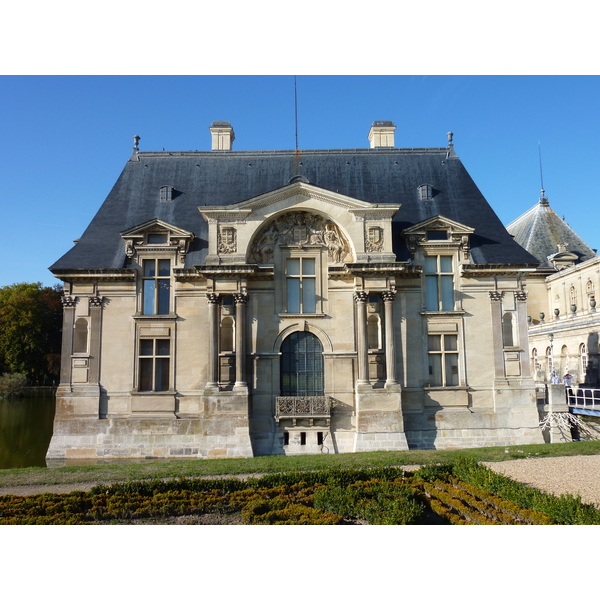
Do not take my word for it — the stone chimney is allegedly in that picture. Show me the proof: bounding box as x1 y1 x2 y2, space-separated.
209 121 235 150
368 121 396 148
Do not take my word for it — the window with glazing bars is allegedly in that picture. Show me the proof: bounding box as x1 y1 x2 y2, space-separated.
280 332 324 396
139 338 170 392
286 257 316 313
142 259 170 315
424 255 454 311
428 334 459 387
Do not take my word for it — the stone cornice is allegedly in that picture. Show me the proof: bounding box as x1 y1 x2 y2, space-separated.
51 269 137 282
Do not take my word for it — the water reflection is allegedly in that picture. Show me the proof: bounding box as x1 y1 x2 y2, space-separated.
0 388 56 469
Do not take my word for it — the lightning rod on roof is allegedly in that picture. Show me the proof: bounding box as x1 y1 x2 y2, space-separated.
538 142 547 203
294 76 299 151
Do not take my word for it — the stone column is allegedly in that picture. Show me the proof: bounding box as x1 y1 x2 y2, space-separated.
489 291 505 379
60 295 77 385
382 290 398 386
206 293 220 390
233 292 248 390
515 291 531 378
354 291 369 386
88 296 103 384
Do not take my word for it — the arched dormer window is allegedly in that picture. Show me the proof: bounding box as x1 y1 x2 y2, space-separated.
418 184 433 201
159 186 174 203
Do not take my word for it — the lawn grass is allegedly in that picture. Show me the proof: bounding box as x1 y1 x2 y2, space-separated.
2 439 600 488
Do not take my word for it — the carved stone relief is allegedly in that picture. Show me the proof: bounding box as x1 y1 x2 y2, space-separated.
249 211 351 264
365 226 384 253
218 226 237 254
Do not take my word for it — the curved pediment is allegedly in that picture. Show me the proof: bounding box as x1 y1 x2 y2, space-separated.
248 210 352 265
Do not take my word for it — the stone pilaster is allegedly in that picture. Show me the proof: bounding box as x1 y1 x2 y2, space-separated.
382 290 399 387
59 296 76 385
489 291 505 379
233 292 248 391
88 296 103 384
354 291 369 387
206 293 220 391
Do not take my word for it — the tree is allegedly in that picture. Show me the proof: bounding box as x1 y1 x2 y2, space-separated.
0 283 63 385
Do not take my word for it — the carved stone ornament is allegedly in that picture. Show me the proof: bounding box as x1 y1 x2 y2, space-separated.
61 295 77 307
489 291 504 302
382 290 396 303
353 291 369 303
365 226 384 253
89 296 104 308
233 292 249 305
514 291 527 302
218 227 237 254
249 211 351 264
206 293 220 304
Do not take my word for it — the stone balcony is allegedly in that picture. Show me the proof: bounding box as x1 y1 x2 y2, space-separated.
275 396 332 426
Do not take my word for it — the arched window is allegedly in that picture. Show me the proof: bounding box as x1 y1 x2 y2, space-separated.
220 317 234 352
532 348 539 373
367 314 381 349
580 343 588 377
546 346 554 374
502 313 514 347
280 332 324 396
560 345 569 374
73 318 88 353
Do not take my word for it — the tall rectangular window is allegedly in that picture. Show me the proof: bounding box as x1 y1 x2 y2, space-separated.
428 334 459 387
286 257 316 313
142 259 171 315
424 255 454 311
139 338 170 391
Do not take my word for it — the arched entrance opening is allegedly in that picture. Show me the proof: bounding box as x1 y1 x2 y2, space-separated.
280 331 324 396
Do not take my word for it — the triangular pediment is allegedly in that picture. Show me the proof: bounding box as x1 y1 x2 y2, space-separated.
402 215 475 236
120 219 194 240
199 181 401 221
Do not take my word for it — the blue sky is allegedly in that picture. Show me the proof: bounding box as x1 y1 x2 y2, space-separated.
1 75 599 288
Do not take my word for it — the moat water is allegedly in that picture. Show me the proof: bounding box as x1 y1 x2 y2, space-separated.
0 388 56 469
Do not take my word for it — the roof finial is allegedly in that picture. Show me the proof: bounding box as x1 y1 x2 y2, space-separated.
133 135 140 152
447 131 454 146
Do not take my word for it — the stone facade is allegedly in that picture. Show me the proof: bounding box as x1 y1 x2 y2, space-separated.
47 122 545 460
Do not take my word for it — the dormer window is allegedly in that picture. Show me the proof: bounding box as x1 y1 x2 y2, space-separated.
418 184 433 201
147 233 168 245
160 186 173 202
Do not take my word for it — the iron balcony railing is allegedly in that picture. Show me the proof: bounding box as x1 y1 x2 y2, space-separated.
275 396 332 421
566 387 600 412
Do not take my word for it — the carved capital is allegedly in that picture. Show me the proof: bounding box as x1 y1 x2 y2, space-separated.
234 292 249 305
514 291 528 302
89 296 104 308
206 293 220 305
382 290 397 303
354 291 368 304
61 295 77 308
489 291 504 302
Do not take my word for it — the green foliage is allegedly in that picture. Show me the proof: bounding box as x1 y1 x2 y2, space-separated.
0 373 27 397
313 478 424 524
450 457 600 525
0 283 62 385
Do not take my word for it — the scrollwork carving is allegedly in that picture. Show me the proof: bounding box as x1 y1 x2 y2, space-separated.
249 211 351 264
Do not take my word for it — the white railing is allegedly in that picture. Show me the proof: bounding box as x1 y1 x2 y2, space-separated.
566 387 600 411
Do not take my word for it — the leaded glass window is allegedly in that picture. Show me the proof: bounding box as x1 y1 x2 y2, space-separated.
280 332 324 396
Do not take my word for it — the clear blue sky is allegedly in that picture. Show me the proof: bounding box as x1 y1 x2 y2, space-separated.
2 75 599 288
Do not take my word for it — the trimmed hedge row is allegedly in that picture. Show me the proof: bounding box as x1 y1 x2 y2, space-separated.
2 462 600 525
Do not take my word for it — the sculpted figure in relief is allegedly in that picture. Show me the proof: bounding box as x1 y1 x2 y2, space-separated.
250 211 350 264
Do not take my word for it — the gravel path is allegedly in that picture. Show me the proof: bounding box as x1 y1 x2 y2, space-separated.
482 455 600 508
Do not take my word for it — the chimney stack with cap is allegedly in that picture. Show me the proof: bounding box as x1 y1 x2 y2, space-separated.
368 121 396 148
209 121 235 150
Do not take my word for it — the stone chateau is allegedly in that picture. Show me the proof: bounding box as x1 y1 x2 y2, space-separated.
47 121 548 460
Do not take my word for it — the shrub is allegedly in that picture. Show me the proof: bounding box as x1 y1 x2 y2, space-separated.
0 373 27 397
